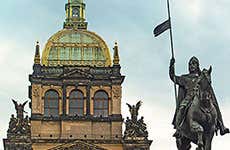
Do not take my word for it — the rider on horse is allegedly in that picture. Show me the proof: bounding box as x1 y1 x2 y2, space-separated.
169 56 229 138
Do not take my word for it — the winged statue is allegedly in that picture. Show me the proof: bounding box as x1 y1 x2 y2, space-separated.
126 101 142 121
12 99 28 120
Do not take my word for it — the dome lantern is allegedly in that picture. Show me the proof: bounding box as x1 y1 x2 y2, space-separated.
41 0 112 67
64 0 87 29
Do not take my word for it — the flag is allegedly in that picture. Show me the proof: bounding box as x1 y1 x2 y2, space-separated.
154 19 171 37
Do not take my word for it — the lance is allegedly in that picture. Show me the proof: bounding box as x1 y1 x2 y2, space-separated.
153 0 178 107
167 0 178 107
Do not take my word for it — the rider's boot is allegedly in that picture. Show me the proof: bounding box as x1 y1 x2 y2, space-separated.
173 106 186 138
173 128 181 138
173 110 183 138
220 123 230 136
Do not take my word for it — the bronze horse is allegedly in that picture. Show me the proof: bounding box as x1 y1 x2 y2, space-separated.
176 67 218 150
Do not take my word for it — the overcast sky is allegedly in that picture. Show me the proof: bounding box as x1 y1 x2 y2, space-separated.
0 0 230 149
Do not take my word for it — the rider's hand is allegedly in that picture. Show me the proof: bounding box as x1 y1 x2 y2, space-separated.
170 58 175 66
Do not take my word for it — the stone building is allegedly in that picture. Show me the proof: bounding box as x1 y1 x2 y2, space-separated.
3 0 152 149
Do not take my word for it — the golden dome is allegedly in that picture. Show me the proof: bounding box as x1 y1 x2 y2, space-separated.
41 29 112 67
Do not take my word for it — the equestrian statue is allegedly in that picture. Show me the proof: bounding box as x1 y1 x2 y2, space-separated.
169 56 229 150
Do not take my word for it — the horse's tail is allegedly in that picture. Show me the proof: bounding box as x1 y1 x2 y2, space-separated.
215 122 219 136
215 129 218 136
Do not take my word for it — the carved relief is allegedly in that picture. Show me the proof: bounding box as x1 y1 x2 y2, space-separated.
112 86 122 114
33 88 40 112
48 140 107 150
112 86 122 100
32 85 41 113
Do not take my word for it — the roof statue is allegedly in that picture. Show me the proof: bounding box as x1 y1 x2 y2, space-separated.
12 99 28 120
126 101 142 121
124 101 149 140
4 99 32 150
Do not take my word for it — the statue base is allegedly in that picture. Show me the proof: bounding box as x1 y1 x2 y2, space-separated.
3 137 32 150
123 139 152 150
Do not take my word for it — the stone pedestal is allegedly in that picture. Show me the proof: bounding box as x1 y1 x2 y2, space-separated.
123 139 152 150
3 136 32 150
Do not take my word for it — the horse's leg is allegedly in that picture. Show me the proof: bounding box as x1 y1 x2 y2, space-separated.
176 138 182 150
204 131 214 150
176 137 191 150
190 120 204 149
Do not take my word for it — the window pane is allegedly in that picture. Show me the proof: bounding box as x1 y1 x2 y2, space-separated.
78 109 83 115
44 108 49 117
69 109 76 115
103 110 108 116
83 48 93 60
50 109 59 117
44 90 59 117
95 48 105 60
98 101 103 108
72 47 81 60
95 91 107 99
69 90 84 116
103 101 108 108
94 101 99 108
69 100 77 106
45 90 58 98
94 110 100 117
60 47 70 60
48 47 58 60
49 100 59 107
94 91 108 117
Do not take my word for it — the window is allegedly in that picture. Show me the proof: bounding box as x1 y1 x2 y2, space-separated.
44 90 59 117
95 47 104 60
94 91 109 117
72 47 82 60
83 47 93 60
59 47 70 60
48 47 58 60
69 90 84 116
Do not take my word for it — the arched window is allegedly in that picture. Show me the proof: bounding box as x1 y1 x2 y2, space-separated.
44 90 59 117
69 90 84 116
94 91 109 117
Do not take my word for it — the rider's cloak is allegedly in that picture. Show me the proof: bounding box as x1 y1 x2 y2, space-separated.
171 74 219 128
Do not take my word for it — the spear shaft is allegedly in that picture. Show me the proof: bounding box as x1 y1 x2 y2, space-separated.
167 0 178 106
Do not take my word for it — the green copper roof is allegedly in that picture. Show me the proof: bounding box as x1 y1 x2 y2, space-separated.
41 29 111 67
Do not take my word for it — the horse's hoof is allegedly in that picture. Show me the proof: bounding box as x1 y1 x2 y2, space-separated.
196 144 204 150
198 140 204 147
196 147 204 150
220 127 230 136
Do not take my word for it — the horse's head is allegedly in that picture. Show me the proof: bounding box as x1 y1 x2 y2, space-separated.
198 66 212 91
201 90 213 106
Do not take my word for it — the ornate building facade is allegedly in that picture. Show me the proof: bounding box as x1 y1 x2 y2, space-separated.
3 0 152 149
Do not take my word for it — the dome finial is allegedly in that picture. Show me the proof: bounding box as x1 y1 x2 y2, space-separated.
34 41 40 64
64 0 88 29
113 41 120 65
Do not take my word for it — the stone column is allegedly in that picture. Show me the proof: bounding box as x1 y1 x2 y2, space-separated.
86 84 91 115
62 84 67 115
